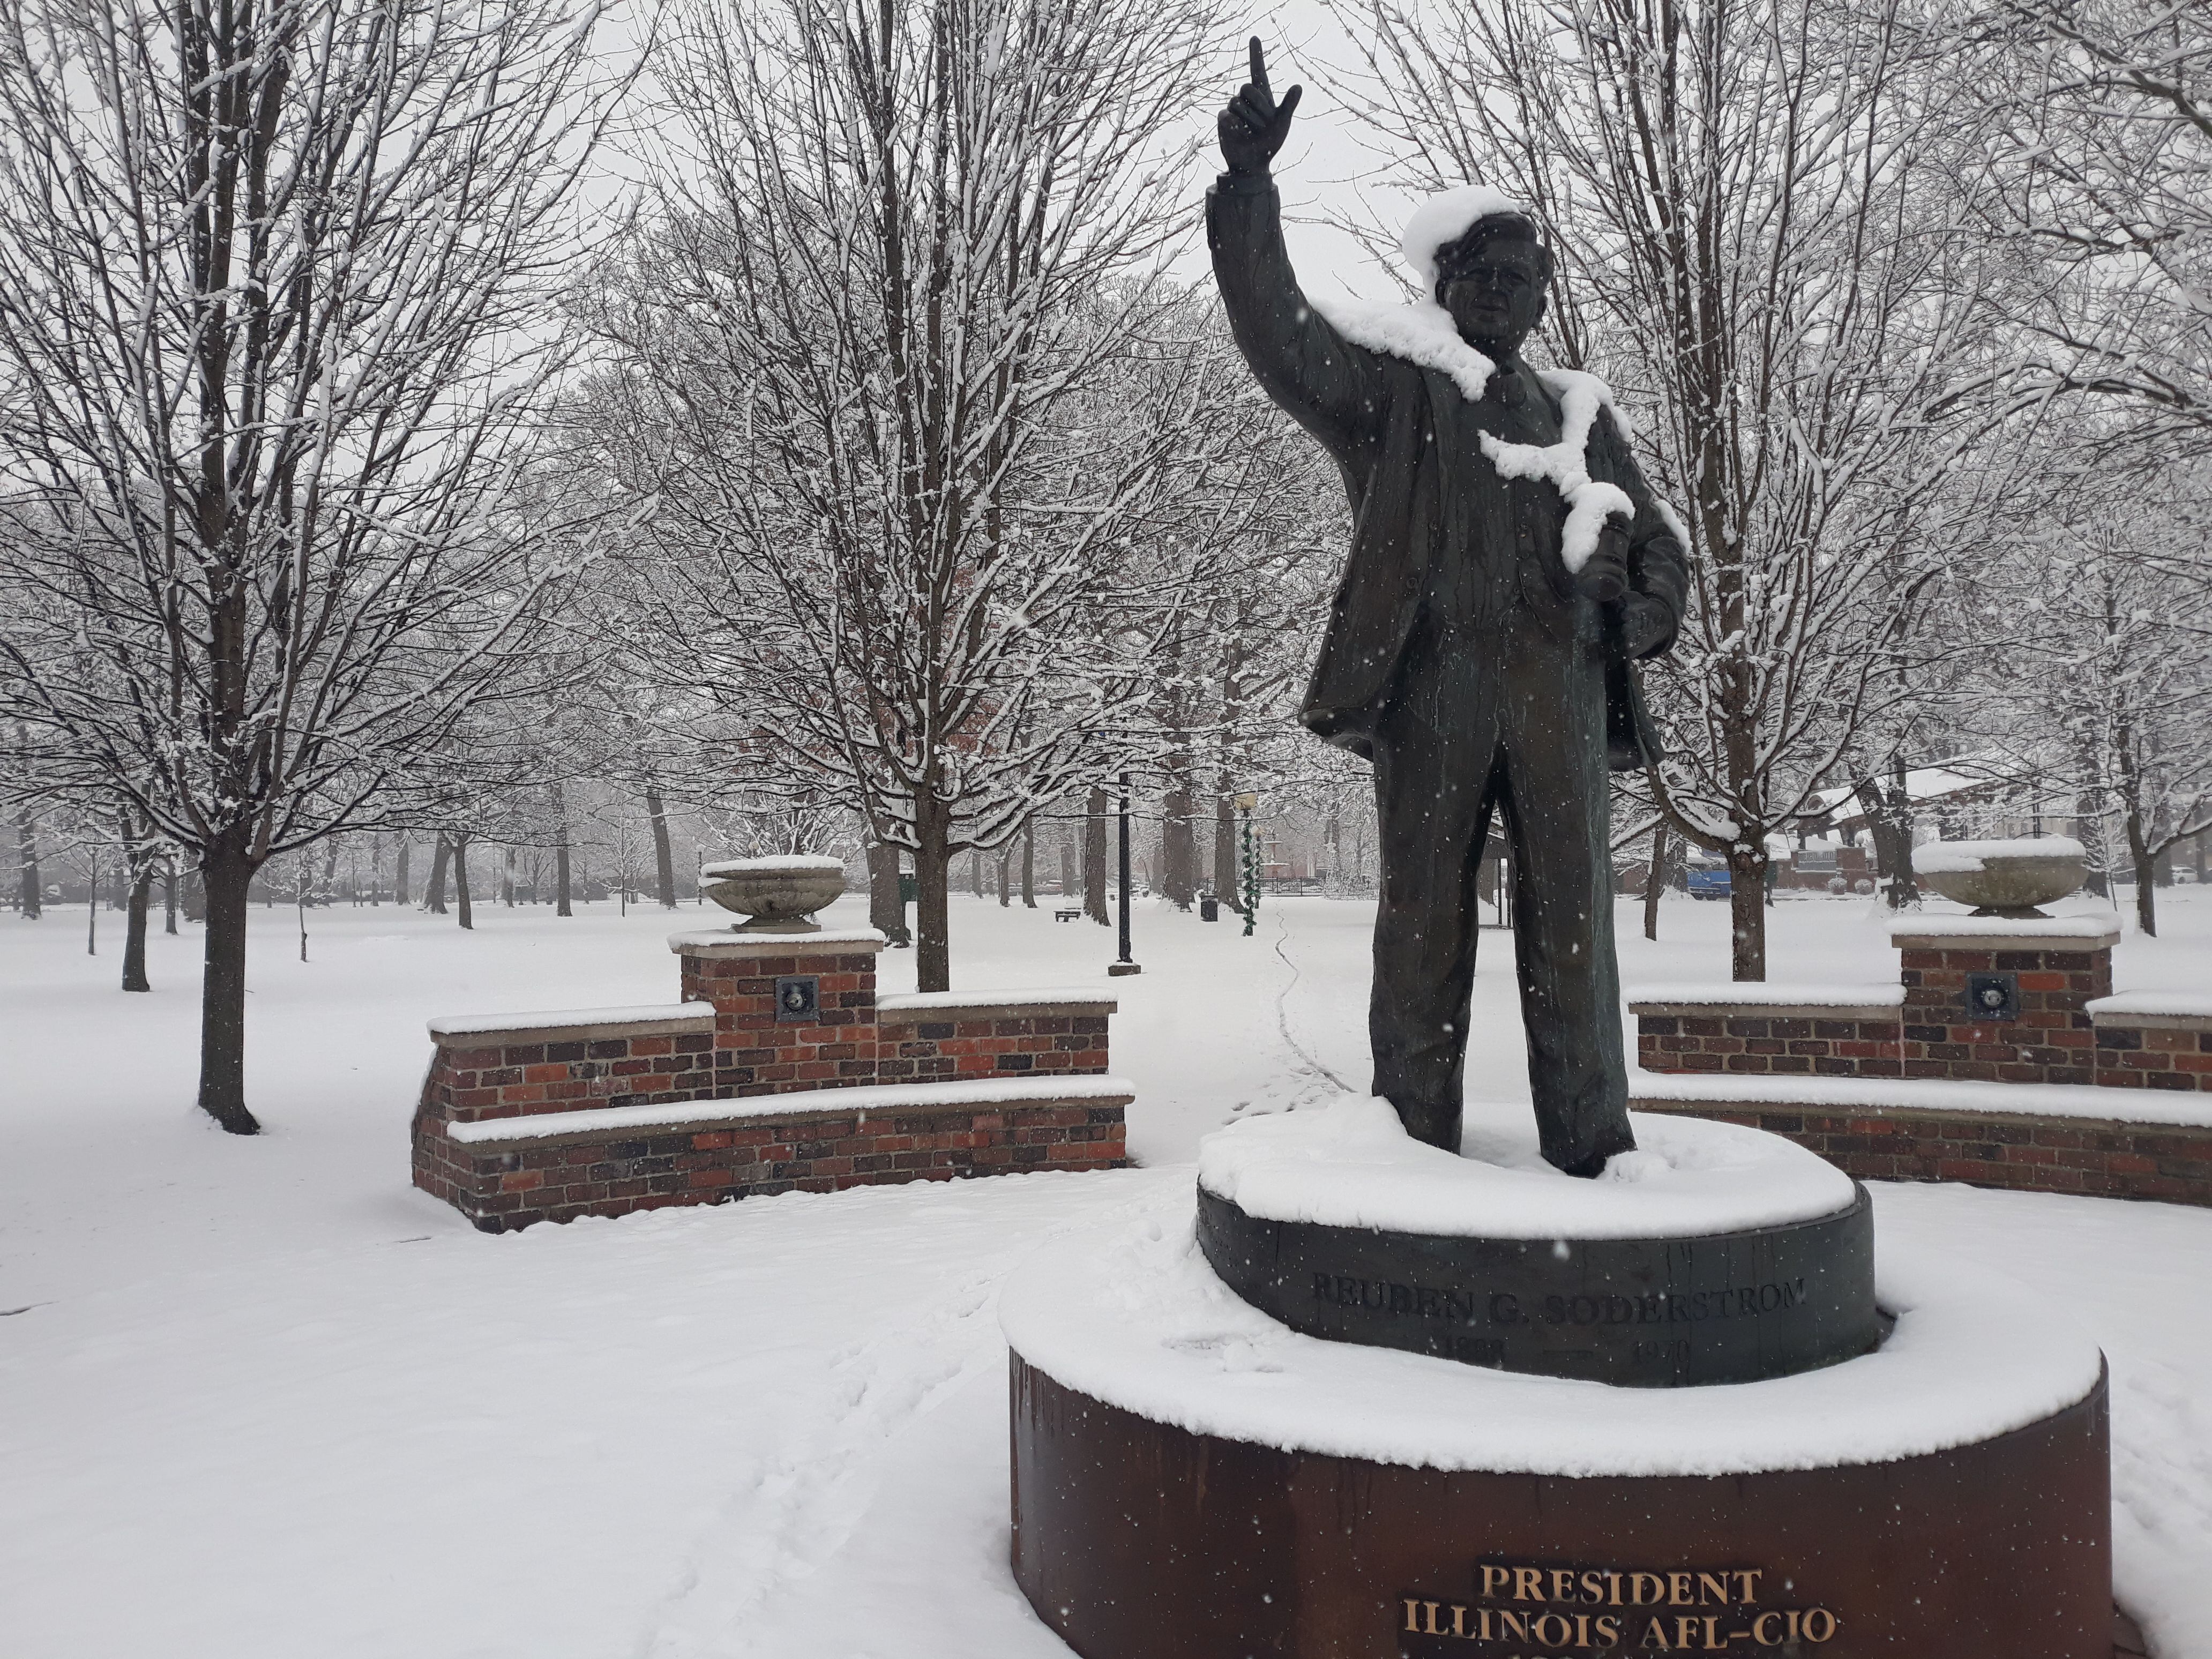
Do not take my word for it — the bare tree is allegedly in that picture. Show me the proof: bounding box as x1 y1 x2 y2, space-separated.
1959 472 2212 936
577 0 1303 990
1975 0 2212 449
0 0 625 1131
1339 0 2013 977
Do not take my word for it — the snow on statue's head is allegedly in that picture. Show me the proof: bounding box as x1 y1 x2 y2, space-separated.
1407 185 1548 358
1399 184 1548 288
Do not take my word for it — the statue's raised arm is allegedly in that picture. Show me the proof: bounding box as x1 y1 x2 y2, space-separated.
1206 39 1387 456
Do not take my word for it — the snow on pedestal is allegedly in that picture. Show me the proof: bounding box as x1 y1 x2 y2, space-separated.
1197 1096 1854 1240
1004 1203 2098 1477
1003 1197 2112 1659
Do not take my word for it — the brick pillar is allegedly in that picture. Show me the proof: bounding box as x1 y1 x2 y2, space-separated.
1889 918 2117 1086
669 926 885 1098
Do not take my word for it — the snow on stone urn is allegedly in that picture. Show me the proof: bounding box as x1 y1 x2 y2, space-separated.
1916 836 2087 917
699 854 847 933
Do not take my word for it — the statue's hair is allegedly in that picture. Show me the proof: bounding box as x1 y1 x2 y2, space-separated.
1432 213 1555 291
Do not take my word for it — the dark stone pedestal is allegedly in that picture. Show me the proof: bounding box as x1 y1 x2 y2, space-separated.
1197 1183 1879 1386
1010 1354 2111 1659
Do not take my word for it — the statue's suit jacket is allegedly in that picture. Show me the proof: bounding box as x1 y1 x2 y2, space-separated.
1207 174 1688 765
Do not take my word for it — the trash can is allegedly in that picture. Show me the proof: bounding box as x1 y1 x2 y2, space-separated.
1199 894 1219 922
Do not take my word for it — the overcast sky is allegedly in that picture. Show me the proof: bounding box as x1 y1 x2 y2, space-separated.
599 1 1439 304
1179 1 1426 300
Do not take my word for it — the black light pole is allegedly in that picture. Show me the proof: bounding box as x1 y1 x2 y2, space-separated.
1109 769 1141 976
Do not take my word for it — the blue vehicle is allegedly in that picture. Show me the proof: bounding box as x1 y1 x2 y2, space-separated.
1686 864 1731 901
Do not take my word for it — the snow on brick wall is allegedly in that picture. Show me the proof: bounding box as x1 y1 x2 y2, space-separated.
420 1097 1130 1234
412 933 1125 1230
1633 1100 2212 1208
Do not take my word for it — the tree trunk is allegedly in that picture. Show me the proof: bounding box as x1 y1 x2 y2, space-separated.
1214 792 1240 911
502 844 517 906
1059 835 1076 895
425 834 451 914
122 848 153 992
1728 841 1768 981
914 796 953 992
1643 823 1671 943
1021 818 1036 908
868 839 909 944
1162 774 1195 910
395 838 411 907
454 835 474 930
552 782 574 916
1214 646 1245 910
998 842 1012 906
970 850 984 897
646 782 677 908
2124 805 2158 938
17 808 40 918
1083 787 1110 925
163 858 178 934
1889 760 1917 908
197 834 261 1134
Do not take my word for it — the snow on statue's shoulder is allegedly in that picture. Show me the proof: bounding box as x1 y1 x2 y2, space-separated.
1310 295 1496 403
1304 182 1531 405
1537 368 1631 437
1478 371 1634 574
1314 185 1645 576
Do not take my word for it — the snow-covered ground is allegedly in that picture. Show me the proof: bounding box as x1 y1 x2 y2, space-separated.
3 889 2209 1657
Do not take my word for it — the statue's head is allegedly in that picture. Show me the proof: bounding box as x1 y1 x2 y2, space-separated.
1432 212 1551 357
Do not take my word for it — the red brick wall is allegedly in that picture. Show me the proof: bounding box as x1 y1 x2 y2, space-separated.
1635 1012 1902 1079
877 1005 1110 1084
422 1024 720 1127
1634 1100 2212 1208
2094 1022 2212 1092
414 941 1132 1230
1897 942 2108 1085
678 947 881 1095
425 1098 1130 1232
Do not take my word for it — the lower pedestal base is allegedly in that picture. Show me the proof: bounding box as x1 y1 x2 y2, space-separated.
1002 1206 2113 1659
1011 1354 2110 1659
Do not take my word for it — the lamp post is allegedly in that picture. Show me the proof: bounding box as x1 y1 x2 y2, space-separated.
1109 770 1141 976
1236 791 1259 937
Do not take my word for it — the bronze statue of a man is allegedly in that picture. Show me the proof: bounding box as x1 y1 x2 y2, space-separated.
1211 42 1690 1176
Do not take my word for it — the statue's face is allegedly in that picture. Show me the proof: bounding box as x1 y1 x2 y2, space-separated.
1435 237 1548 356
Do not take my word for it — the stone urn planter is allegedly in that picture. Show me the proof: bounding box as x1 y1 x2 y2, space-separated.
1915 838 2086 918
700 855 847 932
